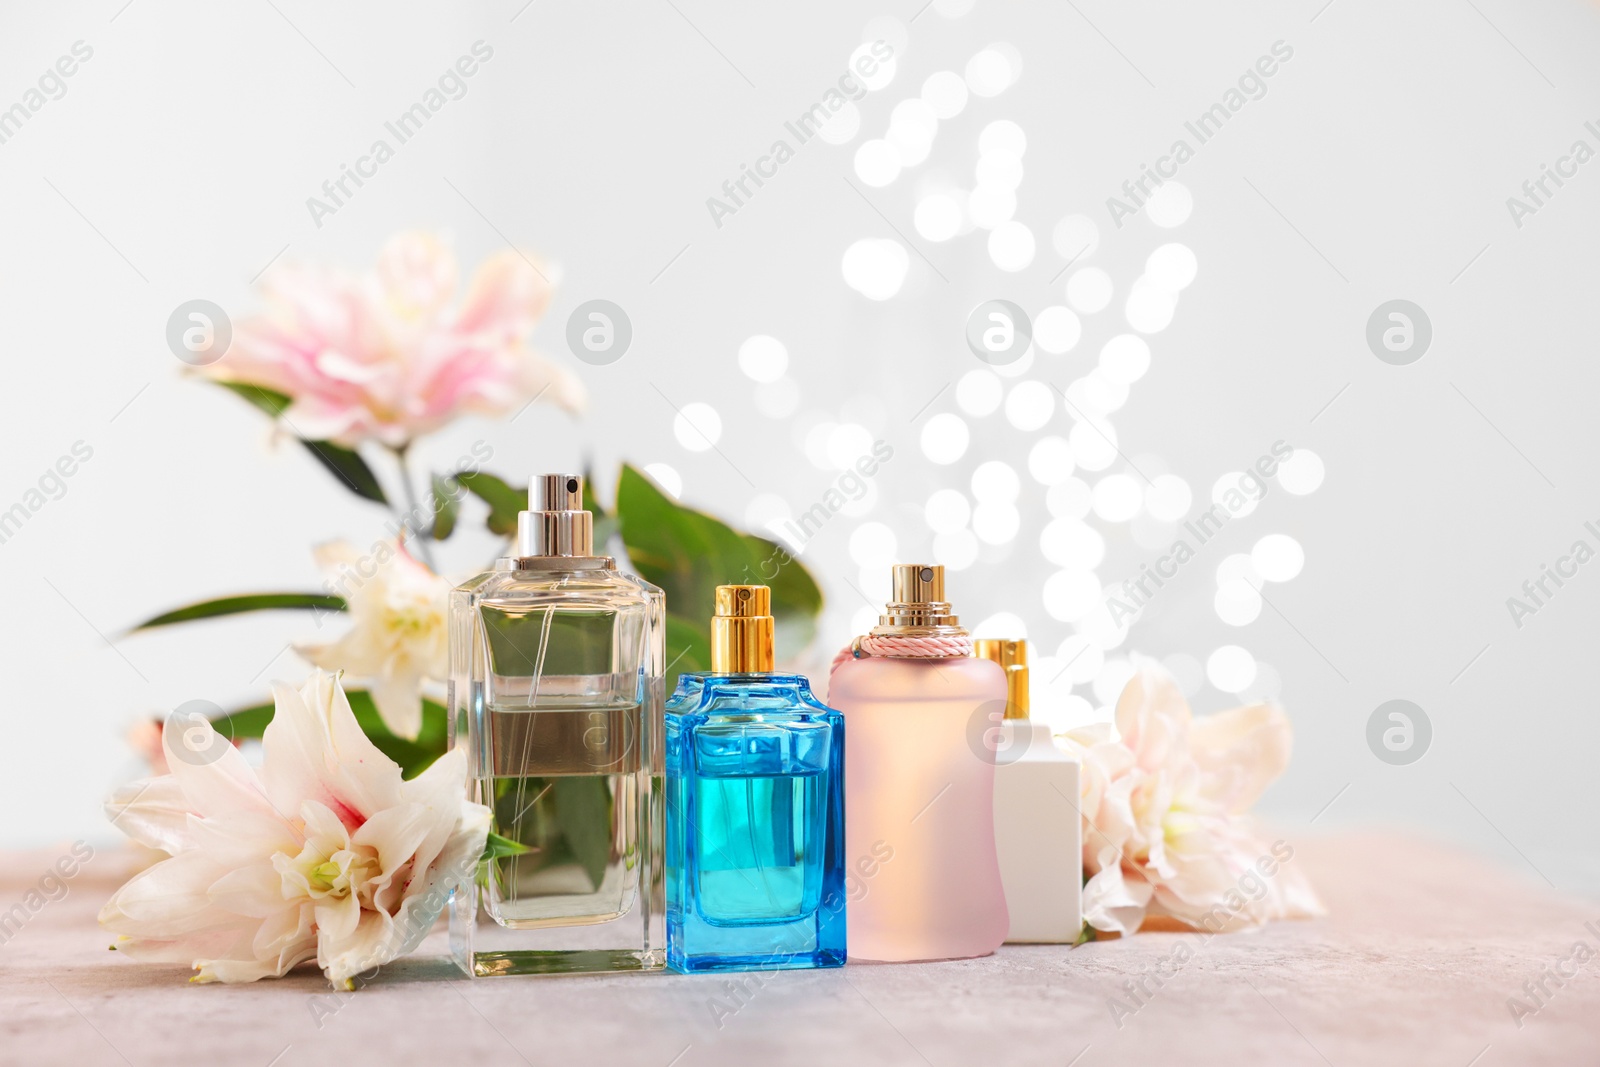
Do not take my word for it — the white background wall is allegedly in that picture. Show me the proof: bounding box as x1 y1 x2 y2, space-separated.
2 0 1598 896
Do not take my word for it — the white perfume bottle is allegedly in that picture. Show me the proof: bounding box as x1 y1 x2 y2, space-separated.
975 639 1083 944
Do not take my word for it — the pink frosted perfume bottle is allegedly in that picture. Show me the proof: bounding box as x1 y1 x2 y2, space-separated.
827 564 1009 962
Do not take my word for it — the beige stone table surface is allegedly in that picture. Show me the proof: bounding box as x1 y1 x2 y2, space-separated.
2 831 1597 1067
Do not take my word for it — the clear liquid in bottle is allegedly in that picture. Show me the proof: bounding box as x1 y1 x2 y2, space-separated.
477 693 642 927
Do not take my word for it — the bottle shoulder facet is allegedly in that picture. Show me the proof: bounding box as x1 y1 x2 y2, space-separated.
666 672 840 724
456 563 659 610
451 569 500 596
614 571 664 599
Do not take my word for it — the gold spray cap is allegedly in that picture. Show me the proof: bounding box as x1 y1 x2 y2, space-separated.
871 564 966 636
973 638 1029 720
711 585 775 673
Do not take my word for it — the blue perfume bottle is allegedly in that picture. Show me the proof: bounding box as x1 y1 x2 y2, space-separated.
665 585 846 973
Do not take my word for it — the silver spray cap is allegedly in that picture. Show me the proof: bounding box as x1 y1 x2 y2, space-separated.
516 474 595 557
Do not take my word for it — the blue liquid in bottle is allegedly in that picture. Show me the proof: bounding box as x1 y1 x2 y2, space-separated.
666 670 845 972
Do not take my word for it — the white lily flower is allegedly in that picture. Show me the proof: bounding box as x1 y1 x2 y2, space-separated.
100 670 488 988
296 540 450 740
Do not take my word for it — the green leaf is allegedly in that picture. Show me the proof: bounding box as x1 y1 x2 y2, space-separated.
431 474 461 540
212 380 388 505
211 691 449 779
755 530 823 652
592 515 621 552
580 468 608 519
298 439 388 505
206 702 276 744
483 610 617 679
552 777 614 892
579 467 618 550
216 381 292 418
615 464 824 657
481 831 533 862
663 614 711 694
132 593 345 632
457 470 524 537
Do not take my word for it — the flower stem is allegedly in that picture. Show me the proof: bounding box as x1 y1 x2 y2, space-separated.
392 444 437 572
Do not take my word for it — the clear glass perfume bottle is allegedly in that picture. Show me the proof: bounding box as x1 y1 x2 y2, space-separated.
665 585 846 973
448 474 664 976
974 638 1083 944
827 564 1009 962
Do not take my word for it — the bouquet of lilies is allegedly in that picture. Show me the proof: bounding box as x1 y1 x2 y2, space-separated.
102 233 822 987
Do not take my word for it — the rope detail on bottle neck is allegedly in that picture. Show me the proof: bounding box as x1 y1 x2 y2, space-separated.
829 632 975 674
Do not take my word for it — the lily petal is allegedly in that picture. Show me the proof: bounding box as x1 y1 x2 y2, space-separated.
365 669 425 741
260 672 404 826
159 715 279 826
1190 702 1293 814
1082 861 1155 935
104 775 192 855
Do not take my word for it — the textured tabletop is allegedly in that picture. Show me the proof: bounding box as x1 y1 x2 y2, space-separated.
2 831 1595 1066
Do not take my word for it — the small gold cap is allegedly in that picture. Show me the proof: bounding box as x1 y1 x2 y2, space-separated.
711 585 774 672
974 638 1029 719
893 563 943 604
